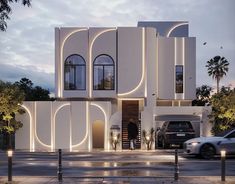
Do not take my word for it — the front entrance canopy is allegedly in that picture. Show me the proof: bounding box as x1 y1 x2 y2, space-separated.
155 114 201 122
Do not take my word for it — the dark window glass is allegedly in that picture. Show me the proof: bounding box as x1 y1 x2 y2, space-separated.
93 55 115 90
168 121 193 129
175 65 183 93
64 54 86 90
225 131 235 138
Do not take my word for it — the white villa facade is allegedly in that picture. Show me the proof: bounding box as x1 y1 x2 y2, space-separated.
16 21 212 151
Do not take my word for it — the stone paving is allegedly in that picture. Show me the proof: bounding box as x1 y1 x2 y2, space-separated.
1 176 235 184
1 150 235 183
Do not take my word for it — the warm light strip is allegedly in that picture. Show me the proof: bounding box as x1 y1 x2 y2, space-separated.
72 101 89 148
156 38 159 98
53 103 70 150
21 104 34 152
144 29 147 98
50 102 53 152
183 37 185 99
166 23 188 37
174 38 177 100
59 28 88 97
90 102 109 150
89 28 117 98
34 103 51 148
118 98 144 101
69 102 72 152
118 28 145 96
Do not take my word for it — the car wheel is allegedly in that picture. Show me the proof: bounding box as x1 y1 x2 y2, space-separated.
200 144 216 159
157 136 163 148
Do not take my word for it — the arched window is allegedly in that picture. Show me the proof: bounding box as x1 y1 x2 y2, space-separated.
93 55 115 90
64 54 86 90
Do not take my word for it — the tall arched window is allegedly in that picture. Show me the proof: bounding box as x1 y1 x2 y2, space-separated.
64 54 86 90
93 55 115 90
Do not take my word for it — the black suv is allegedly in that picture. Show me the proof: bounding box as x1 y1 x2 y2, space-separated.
156 121 195 148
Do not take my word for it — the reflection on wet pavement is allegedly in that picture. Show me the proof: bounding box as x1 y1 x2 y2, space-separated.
0 150 235 178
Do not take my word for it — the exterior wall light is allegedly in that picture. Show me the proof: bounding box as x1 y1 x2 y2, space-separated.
110 125 121 151
146 136 150 141
142 128 155 150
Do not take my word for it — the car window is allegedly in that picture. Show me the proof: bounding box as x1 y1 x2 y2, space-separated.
225 131 235 138
167 121 193 129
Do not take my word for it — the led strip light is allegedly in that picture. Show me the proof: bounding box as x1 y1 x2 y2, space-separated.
89 28 117 97
59 28 88 97
90 102 109 150
166 23 188 37
118 28 145 96
21 104 34 152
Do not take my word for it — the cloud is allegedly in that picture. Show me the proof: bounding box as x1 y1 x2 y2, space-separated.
0 0 234 92
0 63 54 92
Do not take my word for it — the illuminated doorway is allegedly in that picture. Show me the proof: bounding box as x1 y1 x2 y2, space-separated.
92 120 104 149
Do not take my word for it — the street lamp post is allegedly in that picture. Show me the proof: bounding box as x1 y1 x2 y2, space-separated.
221 150 226 181
174 149 179 181
57 149 63 181
7 149 13 182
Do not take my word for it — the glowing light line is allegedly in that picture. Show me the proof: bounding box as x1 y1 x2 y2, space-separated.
174 38 177 100
89 28 116 97
118 28 145 96
166 23 188 37
59 28 88 97
183 37 185 99
72 101 89 148
91 102 109 150
34 103 51 148
21 104 34 152
53 103 70 150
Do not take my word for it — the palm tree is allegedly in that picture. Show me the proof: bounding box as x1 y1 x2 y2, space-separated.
206 56 229 93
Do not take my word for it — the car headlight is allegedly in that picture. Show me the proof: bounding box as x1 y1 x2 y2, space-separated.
188 142 200 146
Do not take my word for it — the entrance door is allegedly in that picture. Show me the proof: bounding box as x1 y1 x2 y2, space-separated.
92 120 104 149
122 100 141 149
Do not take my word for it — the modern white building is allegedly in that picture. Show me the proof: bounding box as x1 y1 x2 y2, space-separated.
16 21 212 152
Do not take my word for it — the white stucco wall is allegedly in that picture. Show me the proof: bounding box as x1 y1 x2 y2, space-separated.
157 37 175 99
157 37 196 100
145 28 157 108
16 101 112 151
56 27 88 98
62 29 89 98
35 102 52 150
117 27 145 97
89 28 117 98
185 37 196 99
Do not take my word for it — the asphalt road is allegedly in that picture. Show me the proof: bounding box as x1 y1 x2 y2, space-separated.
0 150 235 178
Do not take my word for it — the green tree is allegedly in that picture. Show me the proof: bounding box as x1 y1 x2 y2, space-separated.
192 85 212 106
14 77 33 100
31 86 50 101
206 56 229 93
209 87 235 135
0 80 25 148
0 0 31 31
15 78 51 101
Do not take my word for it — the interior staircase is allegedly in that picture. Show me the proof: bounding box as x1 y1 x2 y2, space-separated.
122 100 141 149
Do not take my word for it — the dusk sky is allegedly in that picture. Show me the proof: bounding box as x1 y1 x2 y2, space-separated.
0 0 234 93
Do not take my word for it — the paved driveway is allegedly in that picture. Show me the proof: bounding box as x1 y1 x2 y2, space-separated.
0 150 235 178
